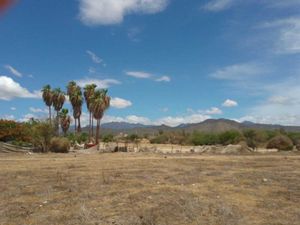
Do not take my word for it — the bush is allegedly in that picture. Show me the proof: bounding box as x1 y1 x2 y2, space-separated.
189 132 219 146
218 130 242 145
266 135 293 151
50 137 70 153
31 122 55 152
102 134 114 143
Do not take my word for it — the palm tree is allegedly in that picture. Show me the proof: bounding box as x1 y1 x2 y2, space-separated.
70 86 83 133
59 108 71 136
91 89 110 145
84 84 97 141
67 81 78 133
41 85 53 124
52 88 66 135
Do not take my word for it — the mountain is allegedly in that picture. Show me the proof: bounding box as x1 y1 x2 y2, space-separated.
101 122 149 130
82 119 300 135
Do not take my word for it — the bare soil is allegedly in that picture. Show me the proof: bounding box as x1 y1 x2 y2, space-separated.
0 151 299 225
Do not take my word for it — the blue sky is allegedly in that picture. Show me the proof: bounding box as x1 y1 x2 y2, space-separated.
1 0 300 126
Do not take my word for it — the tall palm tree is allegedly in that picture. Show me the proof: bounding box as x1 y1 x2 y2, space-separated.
84 84 97 141
59 108 71 136
70 86 83 133
52 88 66 135
67 81 78 133
91 89 110 145
41 85 53 124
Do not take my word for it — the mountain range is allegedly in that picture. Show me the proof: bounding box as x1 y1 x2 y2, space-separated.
82 119 300 135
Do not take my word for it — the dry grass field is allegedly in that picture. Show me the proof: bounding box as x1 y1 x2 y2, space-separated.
0 151 300 225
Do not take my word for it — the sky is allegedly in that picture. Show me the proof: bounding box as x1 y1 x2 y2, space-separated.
0 0 300 127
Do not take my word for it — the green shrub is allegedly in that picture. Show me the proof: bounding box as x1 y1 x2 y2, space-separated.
218 130 242 145
189 132 219 146
266 135 293 151
50 137 70 153
67 132 88 145
31 122 55 152
102 134 114 143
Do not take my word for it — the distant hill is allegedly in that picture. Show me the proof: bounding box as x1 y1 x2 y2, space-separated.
82 119 300 135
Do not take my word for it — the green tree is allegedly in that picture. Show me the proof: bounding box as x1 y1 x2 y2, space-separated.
52 88 66 135
59 108 71 136
84 84 97 141
90 89 110 145
41 85 53 124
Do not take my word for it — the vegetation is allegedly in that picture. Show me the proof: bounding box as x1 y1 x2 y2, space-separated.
90 89 110 144
59 108 71 136
50 137 70 153
267 135 293 151
31 121 55 152
84 83 97 141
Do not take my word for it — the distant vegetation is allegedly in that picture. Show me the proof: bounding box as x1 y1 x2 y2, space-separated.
1 118 300 151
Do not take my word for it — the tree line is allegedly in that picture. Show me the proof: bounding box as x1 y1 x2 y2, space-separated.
41 81 110 144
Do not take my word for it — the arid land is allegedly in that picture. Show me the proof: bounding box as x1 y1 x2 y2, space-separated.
0 151 300 225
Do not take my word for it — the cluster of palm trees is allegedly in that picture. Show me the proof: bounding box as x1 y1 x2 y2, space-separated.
41 81 110 144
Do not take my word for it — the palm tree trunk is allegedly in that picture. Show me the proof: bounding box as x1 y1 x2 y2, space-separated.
74 118 77 134
91 115 94 137
49 106 51 125
88 111 91 142
77 116 81 133
96 119 100 145
56 111 59 136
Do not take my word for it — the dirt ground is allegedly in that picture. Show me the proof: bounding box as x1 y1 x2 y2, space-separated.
0 151 300 225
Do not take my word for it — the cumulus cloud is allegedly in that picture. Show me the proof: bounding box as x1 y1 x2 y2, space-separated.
101 113 211 127
10 107 16 111
110 97 132 109
1 114 15 120
210 63 267 80
202 0 235 12
205 107 223 115
222 99 238 107
86 50 103 64
0 76 40 100
79 0 169 26
4 65 22 77
76 77 121 89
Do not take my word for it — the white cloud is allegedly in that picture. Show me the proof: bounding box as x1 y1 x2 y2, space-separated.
79 0 169 26
237 75 300 125
222 99 238 107
260 17 300 54
126 71 171 82
126 71 152 79
210 63 267 80
10 107 16 111
86 50 103 64
101 113 211 127
4 65 22 77
2 114 15 120
0 76 40 100
202 0 235 12
29 107 48 113
76 77 121 89
110 97 132 109
154 114 211 127
205 107 223 115
155 75 171 82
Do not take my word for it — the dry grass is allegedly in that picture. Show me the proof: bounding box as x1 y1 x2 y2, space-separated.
0 151 300 225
